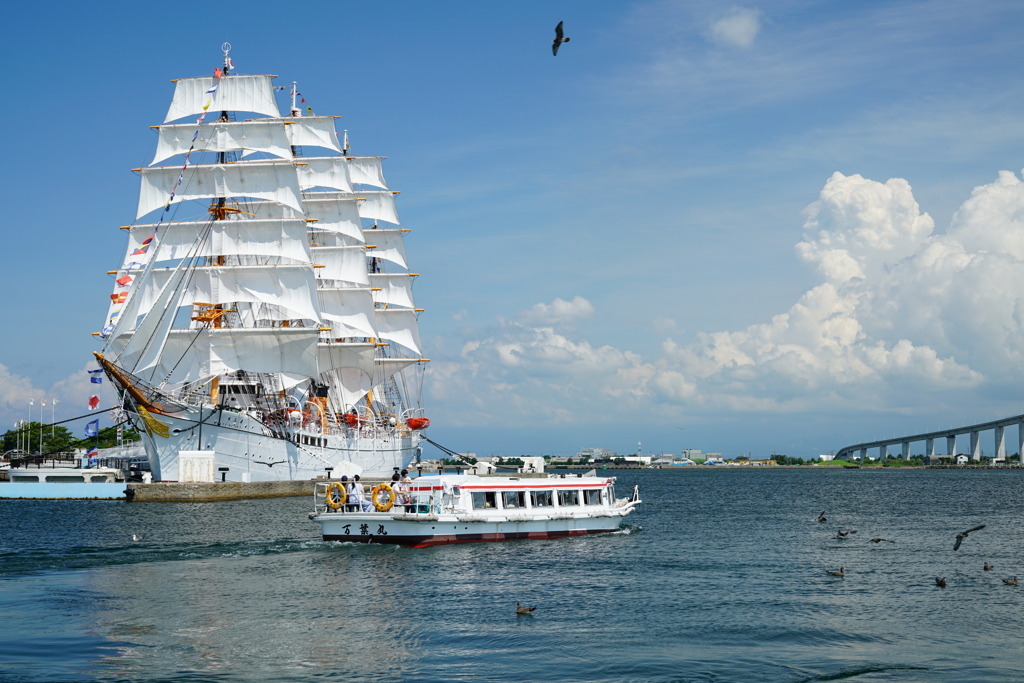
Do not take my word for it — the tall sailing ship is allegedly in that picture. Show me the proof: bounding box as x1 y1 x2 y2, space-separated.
94 46 430 482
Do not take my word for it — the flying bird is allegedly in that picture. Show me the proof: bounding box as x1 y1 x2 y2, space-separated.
1003 577 1018 586
516 602 537 615
935 577 946 588
552 21 570 56
953 524 986 551
984 562 994 571
816 511 827 522
826 567 845 577
836 529 857 538
869 538 896 544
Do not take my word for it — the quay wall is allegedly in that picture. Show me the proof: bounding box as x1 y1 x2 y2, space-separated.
126 478 388 503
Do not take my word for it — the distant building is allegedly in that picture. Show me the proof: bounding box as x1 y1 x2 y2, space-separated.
956 455 969 465
819 454 835 461
577 447 616 461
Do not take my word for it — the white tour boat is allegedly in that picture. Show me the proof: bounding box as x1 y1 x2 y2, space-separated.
309 473 641 548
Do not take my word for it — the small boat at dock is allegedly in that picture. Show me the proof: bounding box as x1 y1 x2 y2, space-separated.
309 473 641 548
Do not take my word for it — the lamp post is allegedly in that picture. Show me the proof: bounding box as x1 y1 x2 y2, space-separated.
27 400 33 454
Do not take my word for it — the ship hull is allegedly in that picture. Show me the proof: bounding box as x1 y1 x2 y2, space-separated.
130 407 420 482
316 513 625 548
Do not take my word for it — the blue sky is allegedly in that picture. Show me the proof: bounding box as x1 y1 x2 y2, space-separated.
3 0 1024 458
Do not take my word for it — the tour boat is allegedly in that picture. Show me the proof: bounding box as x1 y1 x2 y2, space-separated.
92 45 429 483
309 474 641 548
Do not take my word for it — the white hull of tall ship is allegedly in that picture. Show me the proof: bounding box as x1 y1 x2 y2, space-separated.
309 474 641 548
130 407 420 482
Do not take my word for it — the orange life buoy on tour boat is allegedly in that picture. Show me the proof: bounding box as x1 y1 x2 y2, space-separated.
372 483 395 512
406 418 430 430
325 482 347 511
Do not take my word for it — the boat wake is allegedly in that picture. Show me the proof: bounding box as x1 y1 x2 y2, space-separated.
0 537 334 576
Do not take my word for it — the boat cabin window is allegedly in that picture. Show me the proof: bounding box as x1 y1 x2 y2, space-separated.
49 476 86 483
471 491 497 509
531 490 553 507
502 491 525 509
583 489 603 505
11 475 39 482
557 489 580 507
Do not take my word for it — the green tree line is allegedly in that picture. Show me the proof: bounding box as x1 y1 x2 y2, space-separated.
3 421 140 455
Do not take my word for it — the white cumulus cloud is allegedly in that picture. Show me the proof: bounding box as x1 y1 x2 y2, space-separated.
428 167 1024 426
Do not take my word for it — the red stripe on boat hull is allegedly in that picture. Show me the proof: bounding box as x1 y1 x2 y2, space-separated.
322 528 616 548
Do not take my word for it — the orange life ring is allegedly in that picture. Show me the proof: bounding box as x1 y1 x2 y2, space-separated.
325 482 347 511
371 483 395 512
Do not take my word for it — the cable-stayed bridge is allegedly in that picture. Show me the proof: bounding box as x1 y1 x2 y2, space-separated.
836 413 1024 462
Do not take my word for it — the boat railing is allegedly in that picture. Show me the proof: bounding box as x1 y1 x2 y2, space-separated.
312 482 438 516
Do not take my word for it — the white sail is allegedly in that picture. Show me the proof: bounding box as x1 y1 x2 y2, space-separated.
286 117 344 153
374 308 422 355
347 157 388 189
156 328 320 381
164 75 280 123
317 288 377 338
356 190 401 225
152 120 291 165
190 265 321 322
364 229 408 270
137 161 304 219
116 256 193 374
326 367 372 411
369 273 415 308
302 194 364 242
312 246 369 285
317 342 376 377
137 265 321 322
129 219 310 263
297 157 352 193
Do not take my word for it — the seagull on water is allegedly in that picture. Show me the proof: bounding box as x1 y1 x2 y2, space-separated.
984 562 994 571
826 567 844 577
935 577 946 588
836 529 857 538
816 511 827 522
953 524 986 551
131 534 144 542
516 602 537 615
869 538 896 544
552 21 570 56
1003 577 1018 586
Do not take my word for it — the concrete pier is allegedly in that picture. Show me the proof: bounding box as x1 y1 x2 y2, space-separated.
125 479 387 503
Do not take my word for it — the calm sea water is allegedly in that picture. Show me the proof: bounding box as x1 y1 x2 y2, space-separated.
2 469 1024 682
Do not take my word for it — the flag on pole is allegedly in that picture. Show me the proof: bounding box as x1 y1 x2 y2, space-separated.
86 446 98 457
116 275 133 286
89 395 100 410
84 420 99 437
90 375 102 384
307 106 313 115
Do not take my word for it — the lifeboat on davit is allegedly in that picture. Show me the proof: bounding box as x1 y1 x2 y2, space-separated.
406 417 431 430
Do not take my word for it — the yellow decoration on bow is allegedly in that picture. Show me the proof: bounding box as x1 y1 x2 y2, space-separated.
138 406 170 438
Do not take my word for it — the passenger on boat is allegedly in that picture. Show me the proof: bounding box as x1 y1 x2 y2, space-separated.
398 469 413 510
346 474 372 512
